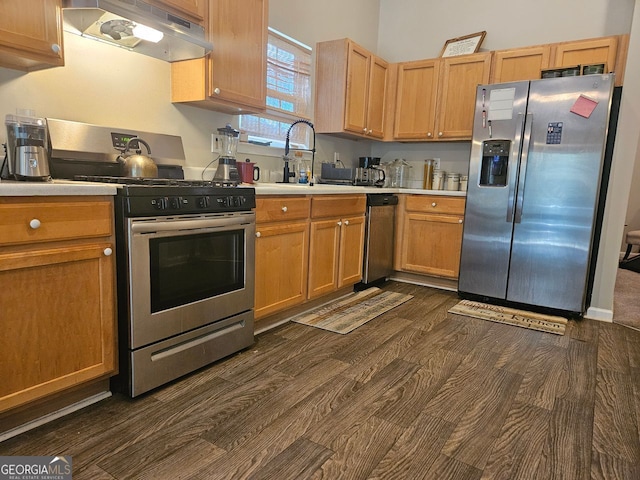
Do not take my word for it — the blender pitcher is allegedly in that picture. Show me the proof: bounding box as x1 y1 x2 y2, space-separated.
213 124 240 183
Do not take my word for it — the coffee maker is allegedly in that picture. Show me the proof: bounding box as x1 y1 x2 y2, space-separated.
2 113 51 181
212 124 240 183
355 157 385 187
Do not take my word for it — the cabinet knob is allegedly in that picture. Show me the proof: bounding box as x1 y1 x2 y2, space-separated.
51 43 61 54
367 129 372 134
458 219 463 224
281 206 288 212
363 128 368 133
337 221 342 226
103 247 113 256
213 87 221 95
256 232 261 238
29 218 41 229
431 202 437 207
427 132 432 137
438 132 443 137
344 220 349 225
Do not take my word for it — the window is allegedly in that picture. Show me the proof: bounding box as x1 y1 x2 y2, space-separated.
239 28 312 149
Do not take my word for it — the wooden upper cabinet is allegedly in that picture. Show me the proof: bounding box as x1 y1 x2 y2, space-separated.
147 0 206 24
552 36 617 71
436 52 492 140
393 59 440 140
491 45 551 83
171 0 268 114
315 38 389 140
0 0 64 71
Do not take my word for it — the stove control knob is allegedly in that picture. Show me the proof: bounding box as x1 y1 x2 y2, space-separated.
152 197 168 210
169 197 183 209
197 196 211 208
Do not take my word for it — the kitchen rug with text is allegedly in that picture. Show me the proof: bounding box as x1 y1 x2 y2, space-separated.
290 287 413 334
448 299 567 335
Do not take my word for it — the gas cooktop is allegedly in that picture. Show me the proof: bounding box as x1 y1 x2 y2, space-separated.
73 175 239 188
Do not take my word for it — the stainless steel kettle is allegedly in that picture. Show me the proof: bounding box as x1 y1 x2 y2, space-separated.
117 137 158 178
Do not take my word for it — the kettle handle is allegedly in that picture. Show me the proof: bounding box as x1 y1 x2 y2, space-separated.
122 137 152 155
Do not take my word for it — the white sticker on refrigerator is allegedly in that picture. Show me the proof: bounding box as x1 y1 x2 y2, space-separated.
488 88 516 121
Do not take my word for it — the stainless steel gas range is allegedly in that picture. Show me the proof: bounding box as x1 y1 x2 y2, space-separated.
47 119 256 397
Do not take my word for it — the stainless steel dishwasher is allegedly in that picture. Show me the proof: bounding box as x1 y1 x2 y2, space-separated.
360 193 398 286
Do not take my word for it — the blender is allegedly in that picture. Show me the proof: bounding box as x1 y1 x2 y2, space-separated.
213 124 240 183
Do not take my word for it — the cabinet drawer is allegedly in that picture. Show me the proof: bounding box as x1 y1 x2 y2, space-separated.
256 196 310 223
311 195 366 219
0 197 113 246
405 195 465 215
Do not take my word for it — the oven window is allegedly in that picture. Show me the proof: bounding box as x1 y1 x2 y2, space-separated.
149 229 245 313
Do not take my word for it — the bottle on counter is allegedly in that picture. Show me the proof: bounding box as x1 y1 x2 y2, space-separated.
423 159 434 189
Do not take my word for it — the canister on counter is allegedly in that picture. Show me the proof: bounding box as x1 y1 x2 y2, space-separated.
423 159 434 189
446 173 460 191
459 175 468 191
432 169 446 190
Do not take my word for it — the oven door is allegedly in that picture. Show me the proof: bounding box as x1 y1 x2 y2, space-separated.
127 212 255 349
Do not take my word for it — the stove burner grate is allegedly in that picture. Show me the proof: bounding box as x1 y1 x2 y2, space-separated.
74 175 239 187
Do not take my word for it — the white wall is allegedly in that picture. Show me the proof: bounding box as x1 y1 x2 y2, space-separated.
377 0 635 61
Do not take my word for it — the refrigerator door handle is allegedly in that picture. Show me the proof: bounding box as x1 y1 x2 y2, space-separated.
507 113 526 223
514 113 534 224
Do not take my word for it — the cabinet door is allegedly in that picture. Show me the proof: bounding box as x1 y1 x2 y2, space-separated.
552 37 617 72
393 59 440 140
0 0 63 71
491 46 551 83
436 52 492 140
344 42 371 136
366 56 389 139
308 219 341 299
400 212 464 278
208 0 267 110
147 0 206 24
0 243 116 413
255 221 309 319
338 215 365 288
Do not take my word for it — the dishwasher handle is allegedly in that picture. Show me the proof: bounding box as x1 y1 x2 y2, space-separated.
367 194 398 206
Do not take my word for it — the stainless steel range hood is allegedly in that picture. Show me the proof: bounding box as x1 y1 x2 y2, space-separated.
62 0 213 62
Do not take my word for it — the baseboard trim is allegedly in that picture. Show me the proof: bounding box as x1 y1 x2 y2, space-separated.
585 306 613 322
0 391 111 443
390 271 458 292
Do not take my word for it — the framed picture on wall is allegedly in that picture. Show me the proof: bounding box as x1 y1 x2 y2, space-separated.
440 31 486 57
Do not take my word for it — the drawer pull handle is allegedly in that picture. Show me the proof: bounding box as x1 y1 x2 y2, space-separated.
29 219 41 229
281 206 288 212
256 232 261 238
431 202 437 207
103 247 113 256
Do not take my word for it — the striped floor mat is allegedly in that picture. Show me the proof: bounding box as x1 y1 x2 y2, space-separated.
290 287 413 334
448 299 568 335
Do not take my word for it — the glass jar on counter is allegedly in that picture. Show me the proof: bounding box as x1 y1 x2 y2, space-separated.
432 169 446 190
446 173 460 191
423 159 434 189
459 175 468 191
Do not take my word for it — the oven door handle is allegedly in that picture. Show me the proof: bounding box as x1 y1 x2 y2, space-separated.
130 214 255 234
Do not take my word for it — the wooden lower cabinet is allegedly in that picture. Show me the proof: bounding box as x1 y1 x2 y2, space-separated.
395 194 465 279
308 195 366 299
0 196 117 415
254 196 310 321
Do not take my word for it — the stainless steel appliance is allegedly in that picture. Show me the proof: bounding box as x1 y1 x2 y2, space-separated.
458 75 615 314
47 118 256 397
62 0 213 62
355 157 385 187
3 114 51 181
213 124 240 184
318 162 355 185
360 194 398 286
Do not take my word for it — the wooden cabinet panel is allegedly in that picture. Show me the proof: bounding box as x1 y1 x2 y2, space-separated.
0 196 116 414
315 38 390 140
436 52 492 140
255 196 310 223
393 59 440 140
338 215 365 287
491 46 551 83
0 0 64 71
255 221 309 319
552 36 617 72
308 218 341 299
171 0 267 114
147 0 206 24
311 194 366 219
405 195 465 215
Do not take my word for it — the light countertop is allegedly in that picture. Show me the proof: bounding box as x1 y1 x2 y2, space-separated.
252 183 466 196
0 179 118 196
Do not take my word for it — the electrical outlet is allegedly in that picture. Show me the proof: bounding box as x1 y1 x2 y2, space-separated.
433 158 441 170
211 134 220 153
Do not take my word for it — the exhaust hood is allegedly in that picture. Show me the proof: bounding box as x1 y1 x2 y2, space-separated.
62 0 213 62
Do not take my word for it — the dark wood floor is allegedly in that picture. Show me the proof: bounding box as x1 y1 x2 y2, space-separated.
2 282 639 479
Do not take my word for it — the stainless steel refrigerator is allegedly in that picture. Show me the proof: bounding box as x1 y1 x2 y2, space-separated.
458 74 614 314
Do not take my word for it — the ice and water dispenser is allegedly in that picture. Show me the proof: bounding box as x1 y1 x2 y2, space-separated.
480 139 510 187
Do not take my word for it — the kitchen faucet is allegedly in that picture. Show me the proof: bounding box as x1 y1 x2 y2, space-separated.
282 119 316 185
